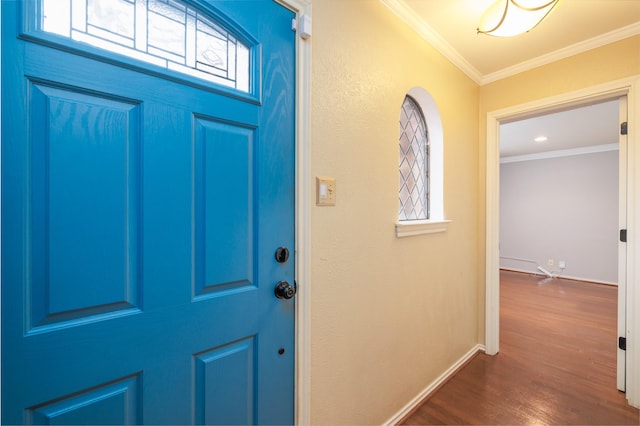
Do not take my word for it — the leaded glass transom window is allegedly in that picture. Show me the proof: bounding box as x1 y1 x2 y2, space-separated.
399 95 429 221
41 0 251 92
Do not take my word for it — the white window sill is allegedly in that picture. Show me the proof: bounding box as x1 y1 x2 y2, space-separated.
395 219 451 238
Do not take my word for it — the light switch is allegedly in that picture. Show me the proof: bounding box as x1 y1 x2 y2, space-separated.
316 176 336 206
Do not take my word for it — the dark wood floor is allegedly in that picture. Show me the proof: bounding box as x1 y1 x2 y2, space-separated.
401 270 640 425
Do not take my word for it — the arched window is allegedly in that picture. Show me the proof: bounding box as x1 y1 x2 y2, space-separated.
397 87 448 237
39 0 251 92
399 95 429 220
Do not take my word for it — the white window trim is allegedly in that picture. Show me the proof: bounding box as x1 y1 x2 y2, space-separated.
396 87 449 237
396 219 451 237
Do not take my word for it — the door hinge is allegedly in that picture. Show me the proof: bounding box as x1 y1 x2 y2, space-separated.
619 336 627 351
621 122 628 135
620 229 627 243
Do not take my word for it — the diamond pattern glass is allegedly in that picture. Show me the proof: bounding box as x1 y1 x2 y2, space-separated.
41 0 250 92
399 96 429 221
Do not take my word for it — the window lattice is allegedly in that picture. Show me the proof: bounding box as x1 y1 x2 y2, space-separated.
41 0 250 92
399 96 429 221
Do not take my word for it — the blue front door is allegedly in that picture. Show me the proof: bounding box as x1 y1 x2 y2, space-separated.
2 1 296 424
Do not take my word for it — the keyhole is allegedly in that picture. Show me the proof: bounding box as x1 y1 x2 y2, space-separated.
278 348 285 355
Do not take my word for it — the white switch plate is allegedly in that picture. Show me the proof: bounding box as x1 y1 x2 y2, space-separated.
316 176 336 206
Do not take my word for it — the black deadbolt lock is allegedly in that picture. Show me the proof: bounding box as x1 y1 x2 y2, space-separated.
275 246 290 264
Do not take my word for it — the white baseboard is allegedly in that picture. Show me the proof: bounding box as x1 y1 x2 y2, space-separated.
556 273 617 286
383 344 485 426
500 267 618 286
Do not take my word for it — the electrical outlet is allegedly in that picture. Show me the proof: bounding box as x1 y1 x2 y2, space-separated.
558 260 566 269
547 258 554 267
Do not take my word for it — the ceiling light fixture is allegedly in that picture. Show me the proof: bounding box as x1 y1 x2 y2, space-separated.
534 136 548 142
477 0 560 37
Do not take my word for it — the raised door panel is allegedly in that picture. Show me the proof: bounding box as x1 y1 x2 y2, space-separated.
28 83 142 331
194 118 255 297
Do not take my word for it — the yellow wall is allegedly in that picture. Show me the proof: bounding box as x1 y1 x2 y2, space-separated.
477 35 640 342
311 0 639 421
311 1 480 423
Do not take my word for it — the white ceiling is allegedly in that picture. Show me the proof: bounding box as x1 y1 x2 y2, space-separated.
381 0 638 157
500 99 620 158
386 0 640 84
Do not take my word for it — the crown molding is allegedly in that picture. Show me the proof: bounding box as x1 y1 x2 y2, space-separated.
379 0 483 84
500 143 619 164
379 0 640 87
482 22 640 85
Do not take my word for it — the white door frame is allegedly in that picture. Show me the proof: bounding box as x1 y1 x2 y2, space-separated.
618 95 629 391
484 76 640 409
273 0 312 424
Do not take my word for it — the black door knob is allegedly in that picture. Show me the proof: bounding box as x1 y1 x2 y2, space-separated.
274 280 296 299
275 247 290 264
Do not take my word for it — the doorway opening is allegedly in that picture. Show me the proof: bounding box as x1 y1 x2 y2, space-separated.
484 78 638 409
498 98 625 393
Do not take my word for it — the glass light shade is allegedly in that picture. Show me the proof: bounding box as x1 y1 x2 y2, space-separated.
478 0 560 37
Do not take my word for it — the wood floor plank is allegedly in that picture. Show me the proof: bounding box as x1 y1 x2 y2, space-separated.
400 270 639 425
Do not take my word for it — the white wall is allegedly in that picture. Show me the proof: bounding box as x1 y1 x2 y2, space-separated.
500 150 619 284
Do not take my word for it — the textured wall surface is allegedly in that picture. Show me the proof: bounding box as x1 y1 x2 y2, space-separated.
310 1 480 423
